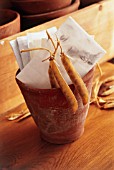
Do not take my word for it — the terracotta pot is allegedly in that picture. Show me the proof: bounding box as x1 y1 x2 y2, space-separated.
0 9 20 39
21 0 80 30
11 0 72 15
16 67 94 144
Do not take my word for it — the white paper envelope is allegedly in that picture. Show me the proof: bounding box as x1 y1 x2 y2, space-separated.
56 17 106 77
27 27 57 59
16 28 57 89
17 36 30 67
10 39 24 70
16 46 51 88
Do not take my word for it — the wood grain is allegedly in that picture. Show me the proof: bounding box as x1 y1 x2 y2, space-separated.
0 62 114 170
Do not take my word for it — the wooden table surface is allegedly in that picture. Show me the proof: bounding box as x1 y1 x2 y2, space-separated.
0 62 114 170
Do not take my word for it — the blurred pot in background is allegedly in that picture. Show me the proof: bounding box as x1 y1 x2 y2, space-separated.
11 0 72 15
0 9 20 39
21 0 80 30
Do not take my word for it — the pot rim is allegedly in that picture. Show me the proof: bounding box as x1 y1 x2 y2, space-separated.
16 67 94 93
22 0 80 18
0 9 20 29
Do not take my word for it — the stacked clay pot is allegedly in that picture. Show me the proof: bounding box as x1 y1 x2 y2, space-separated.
0 9 20 39
11 0 80 30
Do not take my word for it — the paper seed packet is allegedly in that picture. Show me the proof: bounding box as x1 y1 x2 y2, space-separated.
10 17 106 89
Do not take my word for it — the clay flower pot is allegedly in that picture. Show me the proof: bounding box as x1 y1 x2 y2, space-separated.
21 0 80 30
11 0 72 15
16 67 94 144
0 9 20 39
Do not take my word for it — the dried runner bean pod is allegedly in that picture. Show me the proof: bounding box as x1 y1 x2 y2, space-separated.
90 64 103 103
90 77 101 103
100 86 114 96
48 64 59 88
103 96 114 102
97 97 106 104
61 53 89 105
101 76 114 84
103 102 114 109
50 59 78 113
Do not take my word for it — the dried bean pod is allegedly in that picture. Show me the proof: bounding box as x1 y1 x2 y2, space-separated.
50 59 78 113
98 97 106 104
103 96 114 102
91 78 100 103
48 64 59 88
100 86 114 96
61 53 89 105
101 76 114 84
103 102 114 109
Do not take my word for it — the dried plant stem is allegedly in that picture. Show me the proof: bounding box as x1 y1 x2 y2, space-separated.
21 47 52 56
46 31 60 88
42 34 59 63
96 63 103 77
42 56 51 62
46 30 60 56
46 30 56 49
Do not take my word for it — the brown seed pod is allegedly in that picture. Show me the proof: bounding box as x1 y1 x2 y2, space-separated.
90 63 103 103
50 59 78 113
48 64 59 88
103 96 114 102
100 86 114 96
102 102 114 109
97 96 114 109
46 30 61 89
90 73 114 108
97 97 106 104
101 76 114 84
60 52 89 105
90 77 101 103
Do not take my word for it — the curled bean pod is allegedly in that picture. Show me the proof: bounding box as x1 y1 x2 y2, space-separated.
103 102 114 109
61 53 89 105
100 86 114 96
50 59 78 113
101 76 114 84
48 64 59 88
